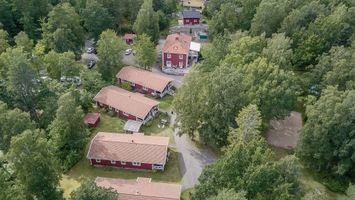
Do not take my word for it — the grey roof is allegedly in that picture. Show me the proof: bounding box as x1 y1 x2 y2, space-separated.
123 120 143 133
182 10 201 19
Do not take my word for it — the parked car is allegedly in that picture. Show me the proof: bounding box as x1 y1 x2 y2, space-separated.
125 49 132 55
87 47 97 54
87 60 96 69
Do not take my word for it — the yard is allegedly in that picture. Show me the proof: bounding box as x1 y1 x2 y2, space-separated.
60 108 181 199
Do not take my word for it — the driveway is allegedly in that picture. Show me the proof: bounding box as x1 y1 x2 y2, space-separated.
166 111 217 189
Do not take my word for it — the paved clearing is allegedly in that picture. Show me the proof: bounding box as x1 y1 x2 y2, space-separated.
266 112 303 149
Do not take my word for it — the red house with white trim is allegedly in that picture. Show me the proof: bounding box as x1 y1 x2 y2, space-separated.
87 132 170 171
182 10 201 25
117 66 174 98
96 177 181 200
162 33 192 69
94 86 159 124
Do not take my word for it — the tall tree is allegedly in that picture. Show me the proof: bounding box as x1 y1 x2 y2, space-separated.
49 91 89 170
134 34 157 69
70 179 118 200
133 0 160 43
262 33 293 68
297 87 355 180
96 29 126 81
208 3 238 40
0 167 26 200
14 31 34 53
0 0 18 36
207 189 247 200
0 29 9 54
41 2 85 55
0 101 35 152
81 0 113 39
43 51 82 80
80 68 105 94
7 130 63 200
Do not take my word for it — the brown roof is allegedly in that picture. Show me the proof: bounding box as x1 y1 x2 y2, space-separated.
87 132 169 165
124 33 136 40
96 177 181 200
117 66 174 92
162 33 192 55
84 112 100 124
94 86 159 119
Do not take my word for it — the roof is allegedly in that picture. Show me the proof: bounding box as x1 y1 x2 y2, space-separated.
87 132 169 165
84 113 100 124
124 120 143 133
96 177 181 200
117 66 174 92
94 86 159 119
190 42 201 52
182 10 201 19
163 33 192 55
124 33 136 40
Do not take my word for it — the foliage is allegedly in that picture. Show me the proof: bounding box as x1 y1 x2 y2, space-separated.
14 31 34 53
133 0 160 43
0 101 35 152
134 34 157 69
296 87 355 181
7 130 63 200
0 29 9 54
96 29 126 81
70 179 117 200
0 167 26 200
81 0 114 39
207 189 247 200
44 51 82 80
41 2 85 55
340 184 355 200
208 3 238 40
49 91 89 170
262 33 293 68
80 68 105 94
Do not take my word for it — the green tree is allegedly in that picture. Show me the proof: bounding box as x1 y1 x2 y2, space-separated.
297 87 355 179
340 184 355 200
208 3 238 40
262 33 293 68
70 179 118 200
0 0 18 36
133 0 160 43
80 68 105 94
0 167 26 200
81 0 114 39
207 189 247 200
41 2 85 55
7 130 63 200
43 51 82 80
134 34 157 69
49 91 89 170
0 29 9 54
0 101 35 152
14 31 34 53
96 29 126 81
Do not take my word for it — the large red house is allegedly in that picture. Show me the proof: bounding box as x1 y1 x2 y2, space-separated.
87 132 170 171
162 33 192 69
116 66 174 98
94 86 159 124
96 177 181 200
182 10 201 25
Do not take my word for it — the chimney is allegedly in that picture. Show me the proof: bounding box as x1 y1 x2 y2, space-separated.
131 140 134 143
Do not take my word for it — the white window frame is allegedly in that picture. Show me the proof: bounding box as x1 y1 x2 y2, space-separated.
179 54 183 59
132 162 141 166
167 53 171 59
122 112 129 117
179 61 183 68
121 161 126 165
166 61 172 67
194 19 198 22
95 159 101 163
143 86 148 91
111 160 116 164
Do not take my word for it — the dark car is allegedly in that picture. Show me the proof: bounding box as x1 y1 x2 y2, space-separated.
87 47 97 54
87 60 96 69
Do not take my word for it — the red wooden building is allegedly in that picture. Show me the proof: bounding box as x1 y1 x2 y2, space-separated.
84 112 100 128
162 33 192 69
123 33 136 45
94 86 159 124
182 10 201 25
87 132 170 171
96 177 181 200
116 66 174 98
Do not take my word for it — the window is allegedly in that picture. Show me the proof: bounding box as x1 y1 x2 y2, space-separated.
179 61 183 68
132 162 141 166
111 160 116 164
122 112 129 117
179 54 183 60
95 159 101 163
186 19 189 23
121 161 126 165
167 53 171 59
166 61 171 67
143 86 148 91
194 19 198 22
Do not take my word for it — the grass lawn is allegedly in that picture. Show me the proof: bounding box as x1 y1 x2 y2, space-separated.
141 111 171 135
181 188 195 200
159 95 174 110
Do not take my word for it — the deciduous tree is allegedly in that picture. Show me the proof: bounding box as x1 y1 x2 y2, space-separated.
133 0 160 43
0 29 9 54
134 34 157 69
14 31 34 53
43 51 82 80
70 179 118 200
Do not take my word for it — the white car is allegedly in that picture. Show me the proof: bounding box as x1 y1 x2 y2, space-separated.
125 49 132 55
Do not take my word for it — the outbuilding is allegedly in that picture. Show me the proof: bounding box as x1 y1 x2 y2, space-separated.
123 33 136 45
182 10 201 25
84 112 100 128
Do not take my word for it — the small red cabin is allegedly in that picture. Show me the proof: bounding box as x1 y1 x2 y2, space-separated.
84 112 100 128
182 10 201 25
124 33 136 45
87 132 169 171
